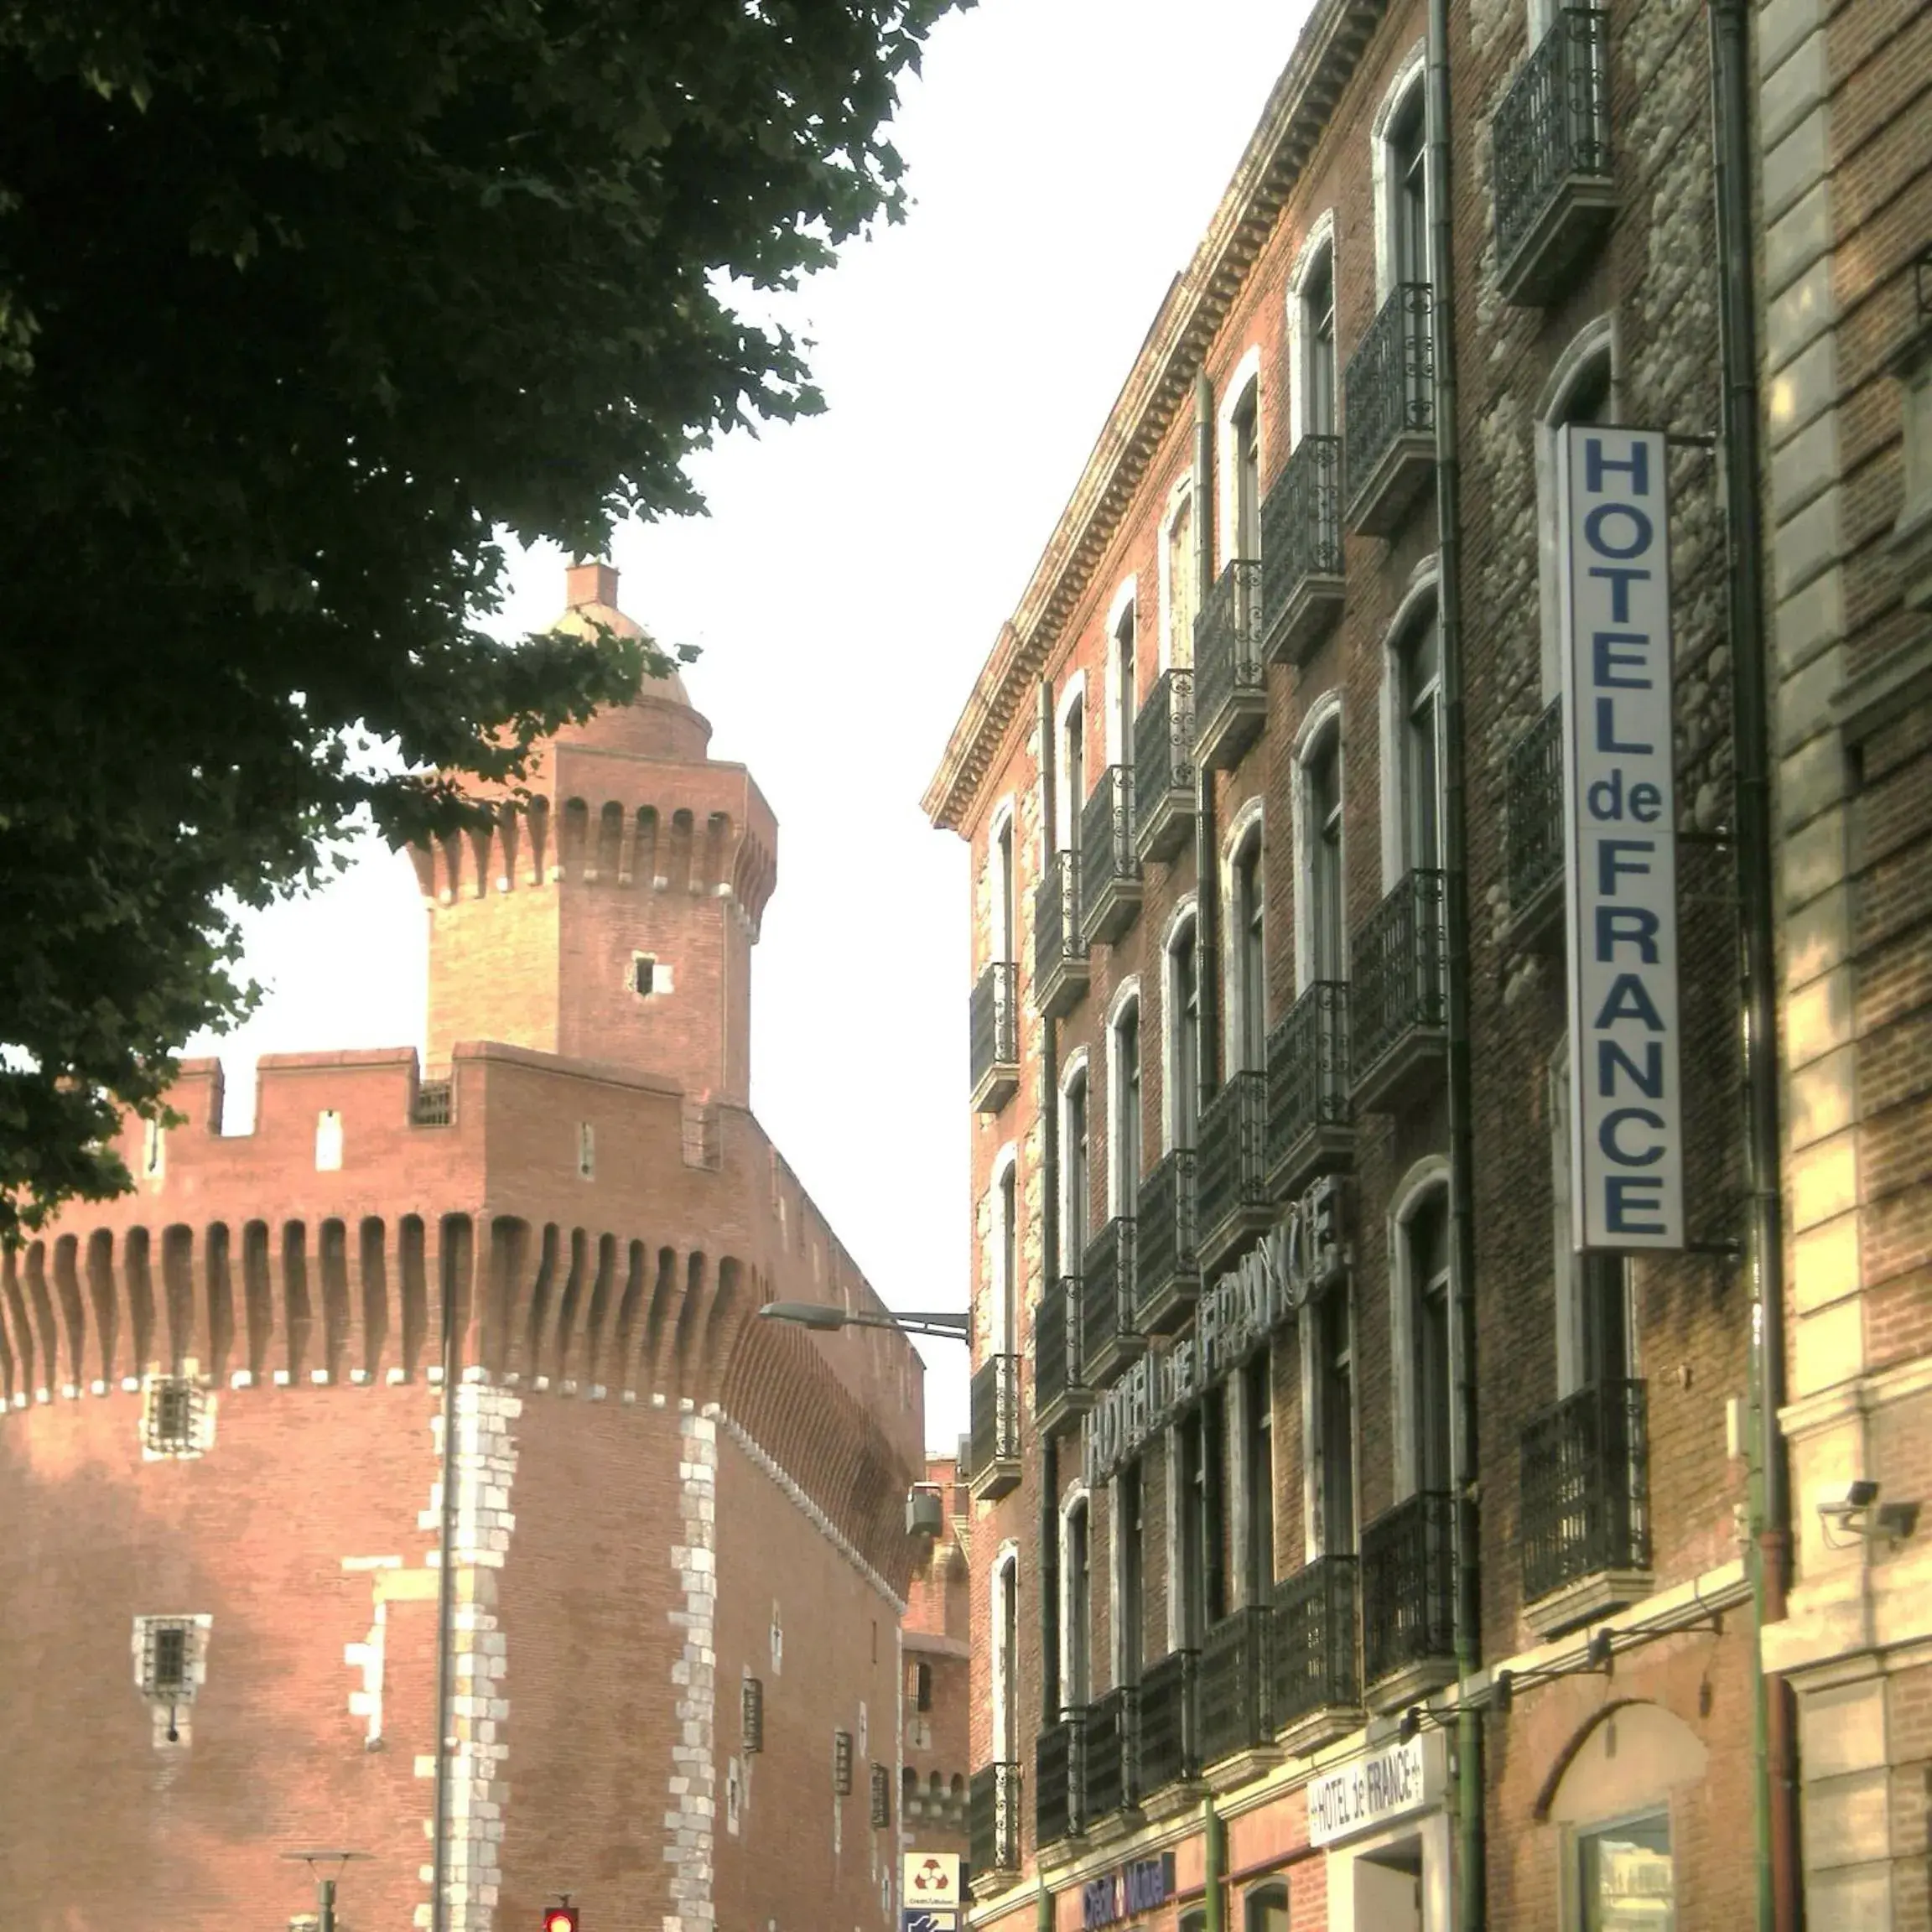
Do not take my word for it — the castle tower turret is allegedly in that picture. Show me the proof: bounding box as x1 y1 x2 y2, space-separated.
416 563 777 1104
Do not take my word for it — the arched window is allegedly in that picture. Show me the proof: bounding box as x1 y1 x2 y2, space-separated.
1109 989 1143 1214
1228 813 1267 1073
1376 57 1429 296
1537 324 1616 699
1061 684 1088 852
1305 245 1337 439
1244 1883 1290 1932
1395 603 1443 874
990 804 1016 965
1394 1177 1454 1497
1308 1277 1355 1556
1300 709 1347 984
1062 1058 1092 1273
1061 1492 1092 1711
1222 362 1263 564
1163 481 1197 668
991 1548 1020 1763
991 1152 1019 1358
1550 1039 1633 1394
1242 1348 1275 1600
1109 589 1140 765
1113 1459 1145 1686
1166 908 1201 1151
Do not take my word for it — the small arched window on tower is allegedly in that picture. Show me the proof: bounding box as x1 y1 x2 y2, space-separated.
576 1122 595 1181
631 952 673 999
314 1110 344 1172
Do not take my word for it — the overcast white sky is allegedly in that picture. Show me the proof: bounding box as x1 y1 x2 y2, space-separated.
185 0 1308 1452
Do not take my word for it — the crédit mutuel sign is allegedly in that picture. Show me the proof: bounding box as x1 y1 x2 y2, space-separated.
1083 1176 1345 1485
1558 425 1684 1253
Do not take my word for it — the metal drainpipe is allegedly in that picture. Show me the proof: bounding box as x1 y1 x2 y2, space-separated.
429 1228 461 1932
1194 371 1223 1097
1706 0 1798 1922
1039 678 1064 1730
1422 1 1486 1925
1202 1794 1224 1932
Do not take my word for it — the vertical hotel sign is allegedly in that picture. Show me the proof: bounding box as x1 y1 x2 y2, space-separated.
1558 426 1683 1250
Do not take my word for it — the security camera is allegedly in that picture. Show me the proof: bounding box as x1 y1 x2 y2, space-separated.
1815 1478 1880 1519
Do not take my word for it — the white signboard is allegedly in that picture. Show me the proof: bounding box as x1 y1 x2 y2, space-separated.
1306 1732 1445 1847
904 1852 960 1910
1559 425 1684 1252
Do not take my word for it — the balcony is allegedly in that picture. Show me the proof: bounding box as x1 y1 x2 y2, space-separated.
1343 283 1435 538
1133 1150 1200 1336
1034 849 1090 1018
1133 669 1197 864
1261 434 1346 668
1034 1275 1093 1437
1519 1379 1652 1637
1135 1650 1200 1815
1269 1555 1363 1754
1506 699 1565 948
969 1353 1021 1503
1198 1606 1273 1779
1348 870 1446 1114
969 1760 1022 1888
1080 1217 1141 1386
1080 1685 1138 1834
1492 7 1614 304
969 962 1018 1115
1265 982 1353 1199
1361 1492 1457 1707
1197 1072 1271 1275
1080 765 1142 945
1193 560 1266 771
1036 1715 1083 1850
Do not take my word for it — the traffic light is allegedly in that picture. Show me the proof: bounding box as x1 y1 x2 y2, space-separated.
542 1909 578 1932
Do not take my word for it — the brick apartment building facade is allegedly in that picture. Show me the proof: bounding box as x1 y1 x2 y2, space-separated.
918 0 1924 1924
0 564 928 1932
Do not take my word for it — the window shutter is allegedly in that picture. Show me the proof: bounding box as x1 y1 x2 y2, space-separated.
741 1676 763 1753
833 1729 854 1794
870 1762 891 1829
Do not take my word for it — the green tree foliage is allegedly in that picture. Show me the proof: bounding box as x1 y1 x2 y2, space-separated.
0 0 960 1238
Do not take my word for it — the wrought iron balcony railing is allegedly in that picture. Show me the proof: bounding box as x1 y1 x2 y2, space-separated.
1081 1217 1141 1385
969 1760 1022 1879
1261 434 1346 668
1361 1492 1457 1697
1349 870 1446 1112
1197 1072 1272 1274
1343 283 1435 537
1193 560 1266 771
1507 699 1565 944
1520 1379 1652 1618
1265 981 1353 1198
1035 848 1090 1018
1133 669 1197 864
969 961 1018 1115
1135 1649 1199 1799
1081 765 1142 946
969 1353 1021 1503
1269 1556 1361 1745
1198 1606 1271 1767
1080 1685 1137 1826
1133 1149 1200 1336
1036 1715 1083 1848
1493 7 1614 303
1035 1274 1092 1437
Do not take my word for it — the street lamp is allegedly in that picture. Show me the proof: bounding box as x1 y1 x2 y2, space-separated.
281 1850 370 1932
758 1300 970 1343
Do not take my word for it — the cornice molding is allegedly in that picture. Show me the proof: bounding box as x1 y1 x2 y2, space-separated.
922 0 1390 835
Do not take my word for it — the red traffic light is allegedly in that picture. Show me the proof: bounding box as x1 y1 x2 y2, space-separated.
543 1911 578 1932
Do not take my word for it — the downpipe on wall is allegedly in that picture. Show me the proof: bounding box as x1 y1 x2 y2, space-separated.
1039 677 1064 1731
1423 0 1485 1924
1705 0 1800 1923
1195 371 1223 1099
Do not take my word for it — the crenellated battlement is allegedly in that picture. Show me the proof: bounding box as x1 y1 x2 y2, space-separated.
0 1204 913 1586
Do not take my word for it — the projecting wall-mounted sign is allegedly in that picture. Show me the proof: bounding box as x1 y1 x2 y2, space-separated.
1558 425 1684 1252
1082 1176 1346 1484
1306 1731 1446 1847
1081 1851 1176 1929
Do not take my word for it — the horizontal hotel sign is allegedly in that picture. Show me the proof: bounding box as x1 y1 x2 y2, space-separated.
1081 1852 1176 1929
1558 425 1684 1251
1306 1731 1446 1847
1083 1176 1346 1485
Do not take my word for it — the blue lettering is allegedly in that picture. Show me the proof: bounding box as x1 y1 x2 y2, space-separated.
1592 631 1653 688
1605 1175 1668 1235
1596 696 1654 754
1597 1038 1665 1098
1588 564 1652 623
1596 906 1660 963
1585 501 1654 560
1597 839 1654 895
1585 436 1651 496
1599 1107 1667 1166
1593 973 1668 1031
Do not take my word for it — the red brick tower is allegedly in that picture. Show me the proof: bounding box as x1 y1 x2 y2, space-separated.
422 561 776 1106
0 568 920 1932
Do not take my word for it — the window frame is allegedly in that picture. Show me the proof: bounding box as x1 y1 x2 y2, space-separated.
1372 48 1431 301
1218 349 1265 569
1163 900 1202 1154
1107 578 1140 766
1062 1052 1093 1275
1107 980 1145 1218
1288 216 1339 449
1223 799 1267 1077
1161 475 1197 671
1535 319 1618 700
